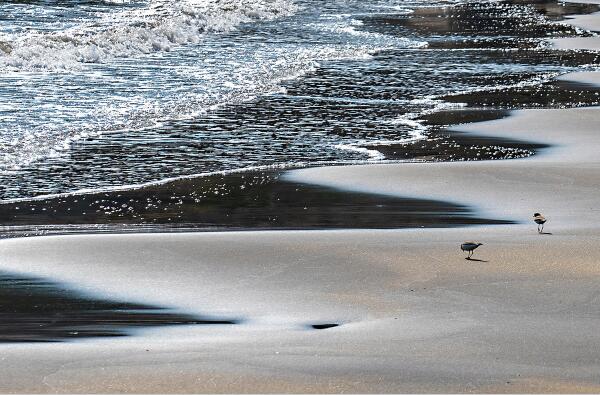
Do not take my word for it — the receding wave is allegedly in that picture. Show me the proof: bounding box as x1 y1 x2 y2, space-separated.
2 0 581 202
0 0 427 176
0 0 299 71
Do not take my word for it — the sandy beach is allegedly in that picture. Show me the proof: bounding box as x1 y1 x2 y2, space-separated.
1 1 600 393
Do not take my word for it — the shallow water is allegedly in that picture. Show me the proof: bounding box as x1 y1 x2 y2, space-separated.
1 0 599 202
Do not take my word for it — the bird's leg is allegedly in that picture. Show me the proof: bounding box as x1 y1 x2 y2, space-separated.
541 224 544 233
538 224 541 233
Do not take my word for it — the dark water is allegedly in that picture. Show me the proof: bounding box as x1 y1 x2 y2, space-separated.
1 0 599 202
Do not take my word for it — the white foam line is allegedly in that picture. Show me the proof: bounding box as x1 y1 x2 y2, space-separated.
286 95 410 105
0 29 426 173
0 164 289 204
433 71 563 101
0 154 416 204
333 131 426 161
333 144 385 161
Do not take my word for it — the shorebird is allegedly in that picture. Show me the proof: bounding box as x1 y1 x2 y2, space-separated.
461 241 483 260
533 213 547 233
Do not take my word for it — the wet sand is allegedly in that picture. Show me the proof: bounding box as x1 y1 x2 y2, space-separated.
0 170 510 234
0 271 236 343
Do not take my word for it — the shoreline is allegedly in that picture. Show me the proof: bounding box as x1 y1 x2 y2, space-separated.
2 0 599 205
287 103 600 228
3 73 600 234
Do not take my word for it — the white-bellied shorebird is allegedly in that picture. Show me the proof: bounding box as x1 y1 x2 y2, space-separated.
533 213 546 233
461 241 483 260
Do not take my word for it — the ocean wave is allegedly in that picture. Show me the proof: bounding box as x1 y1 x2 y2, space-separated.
308 16 427 51
0 0 429 197
0 41 399 174
0 0 299 71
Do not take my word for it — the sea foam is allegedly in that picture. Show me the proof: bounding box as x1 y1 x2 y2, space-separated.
0 0 299 71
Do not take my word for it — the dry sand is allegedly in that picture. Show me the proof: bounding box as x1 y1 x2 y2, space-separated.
551 36 600 50
1 4 600 394
556 11 600 32
2 226 600 393
552 0 600 49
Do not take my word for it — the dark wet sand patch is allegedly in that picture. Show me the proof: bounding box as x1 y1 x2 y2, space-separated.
443 80 600 109
310 323 340 330
0 171 512 236
366 108 550 162
369 129 548 162
0 271 237 342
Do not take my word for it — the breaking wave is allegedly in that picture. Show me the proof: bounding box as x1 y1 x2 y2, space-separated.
0 0 299 71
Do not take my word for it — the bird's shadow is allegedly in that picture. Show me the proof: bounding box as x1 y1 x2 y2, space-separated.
539 232 553 235
465 257 489 262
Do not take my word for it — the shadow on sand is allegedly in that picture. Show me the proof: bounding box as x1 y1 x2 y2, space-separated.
465 257 489 263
